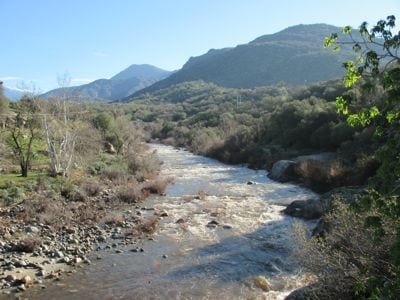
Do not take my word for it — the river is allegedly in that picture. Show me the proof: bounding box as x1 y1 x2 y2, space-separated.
25 144 317 299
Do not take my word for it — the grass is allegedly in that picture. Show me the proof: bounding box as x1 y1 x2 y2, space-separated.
0 171 46 188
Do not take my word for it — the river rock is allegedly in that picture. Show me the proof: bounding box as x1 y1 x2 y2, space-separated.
21 275 32 285
268 160 296 182
5 274 16 282
25 226 40 233
253 276 271 291
283 199 323 219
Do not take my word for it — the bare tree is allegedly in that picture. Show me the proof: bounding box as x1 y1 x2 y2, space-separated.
42 73 76 178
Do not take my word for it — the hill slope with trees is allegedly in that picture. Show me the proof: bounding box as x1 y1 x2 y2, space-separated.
132 24 357 96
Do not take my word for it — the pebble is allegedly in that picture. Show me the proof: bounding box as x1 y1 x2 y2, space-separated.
5 274 16 282
22 275 32 285
74 257 82 264
25 226 40 233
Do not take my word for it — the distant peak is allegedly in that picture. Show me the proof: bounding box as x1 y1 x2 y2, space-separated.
111 64 172 81
251 23 342 44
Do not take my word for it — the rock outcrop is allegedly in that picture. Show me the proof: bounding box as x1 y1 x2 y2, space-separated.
268 160 296 182
282 199 323 219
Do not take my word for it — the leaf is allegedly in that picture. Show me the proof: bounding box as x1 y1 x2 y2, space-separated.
335 96 349 115
343 26 352 34
353 44 361 52
364 215 382 229
324 33 338 48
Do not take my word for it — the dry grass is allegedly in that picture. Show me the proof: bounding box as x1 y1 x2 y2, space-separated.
102 213 125 226
20 195 72 230
142 177 174 195
125 216 159 237
81 180 103 197
14 236 41 253
116 185 144 203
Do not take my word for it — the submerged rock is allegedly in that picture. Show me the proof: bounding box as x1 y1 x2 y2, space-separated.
253 276 271 291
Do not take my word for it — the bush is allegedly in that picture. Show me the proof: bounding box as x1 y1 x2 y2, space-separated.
81 180 102 197
126 151 161 181
116 185 144 203
293 200 398 299
21 195 72 230
101 164 129 182
141 177 174 195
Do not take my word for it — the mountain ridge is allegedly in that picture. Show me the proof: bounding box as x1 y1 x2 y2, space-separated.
41 64 172 101
129 23 356 98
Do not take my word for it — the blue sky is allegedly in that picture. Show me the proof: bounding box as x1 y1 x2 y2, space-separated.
1 0 399 92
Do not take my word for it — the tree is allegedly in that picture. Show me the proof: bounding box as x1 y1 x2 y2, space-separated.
93 112 115 136
0 81 9 128
325 15 400 297
42 74 78 178
6 97 41 177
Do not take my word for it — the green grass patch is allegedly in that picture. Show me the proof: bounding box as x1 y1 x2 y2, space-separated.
0 171 47 188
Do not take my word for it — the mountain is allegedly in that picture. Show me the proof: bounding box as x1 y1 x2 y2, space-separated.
111 64 171 81
131 24 356 97
42 64 172 101
3 86 24 101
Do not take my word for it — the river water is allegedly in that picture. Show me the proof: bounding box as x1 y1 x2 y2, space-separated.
25 144 317 300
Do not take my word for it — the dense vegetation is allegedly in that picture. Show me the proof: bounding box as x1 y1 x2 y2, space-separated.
124 78 377 190
294 16 400 299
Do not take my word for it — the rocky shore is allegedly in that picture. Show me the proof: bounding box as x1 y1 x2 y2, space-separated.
0 188 167 296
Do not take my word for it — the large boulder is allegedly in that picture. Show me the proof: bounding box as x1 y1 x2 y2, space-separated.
293 153 349 192
268 160 296 182
282 198 323 219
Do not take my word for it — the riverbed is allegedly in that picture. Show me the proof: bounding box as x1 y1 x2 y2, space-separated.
23 144 317 299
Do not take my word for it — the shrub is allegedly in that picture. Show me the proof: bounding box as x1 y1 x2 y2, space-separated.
126 217 159 237
102 213 125 225
101 164 129 182
293 200 398 299
126 151 161 180
81 180 102 197
141 177 174 195
21 195 72 230
116 185 144 203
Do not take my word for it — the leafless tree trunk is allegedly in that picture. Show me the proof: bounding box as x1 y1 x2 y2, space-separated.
42 73 76 178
